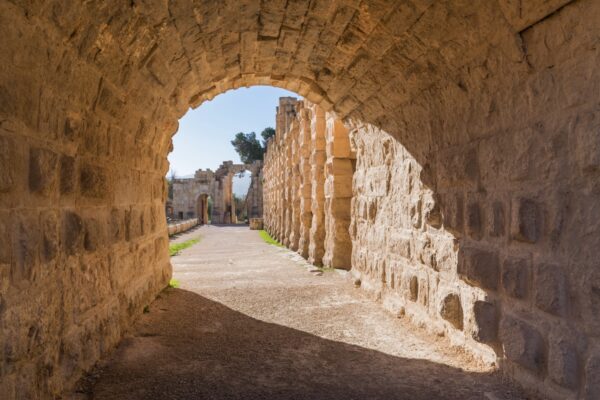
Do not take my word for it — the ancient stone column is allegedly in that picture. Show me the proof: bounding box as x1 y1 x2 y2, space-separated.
288 119 301 251
297 106 313 258
322 114 355 269
308 104 326 266
283 129 293 246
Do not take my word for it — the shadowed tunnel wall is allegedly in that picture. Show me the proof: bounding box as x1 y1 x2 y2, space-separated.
0 0 598 399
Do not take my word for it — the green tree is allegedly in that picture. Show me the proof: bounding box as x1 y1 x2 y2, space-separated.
260 127 275 146
231 127 276 164
230 131 265 163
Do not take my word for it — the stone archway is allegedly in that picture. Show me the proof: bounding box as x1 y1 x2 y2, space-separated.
0 1 599 399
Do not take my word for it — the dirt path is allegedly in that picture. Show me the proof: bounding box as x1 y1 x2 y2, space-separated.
80 225 530 400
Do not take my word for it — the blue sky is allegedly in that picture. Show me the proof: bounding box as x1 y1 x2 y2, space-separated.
168 86 299 178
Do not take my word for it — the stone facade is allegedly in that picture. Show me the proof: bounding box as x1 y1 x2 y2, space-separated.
0 1 599 399
172 161 263 224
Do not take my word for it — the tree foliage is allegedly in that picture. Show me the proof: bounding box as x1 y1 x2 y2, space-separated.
231 132 263 163
260 127 275 146
230 126 275 164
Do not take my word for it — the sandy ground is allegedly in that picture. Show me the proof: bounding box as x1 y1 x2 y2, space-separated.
75 225 532 400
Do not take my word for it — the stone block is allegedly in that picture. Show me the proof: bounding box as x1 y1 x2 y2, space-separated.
512 198 542 243
440 293 463 330
458 247 500 290
388 231 411 259
84 218 104 252
472 301 498 343
585 352 600 400
28 147 58 195
80 164 108 198
60 155 76 195
489 201 505 237
438 148 479 189
110 209 125 243
573 111 600 173
62 211 83 256
0 136 14 192
324 175 353 198
12 212 39 282
63 114 81 141
534 263 567 316
548 335 579 389
500 316 546 374
327 158 354 176
408 275 418 301
466 200 483 240
40 211 58 263
442 192 464 235
126 209 143 241
502 257 530 299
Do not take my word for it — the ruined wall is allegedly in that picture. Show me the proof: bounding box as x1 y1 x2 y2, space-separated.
173 162 256 224
172 169 215 219
263 99 354 271
347 4 600 400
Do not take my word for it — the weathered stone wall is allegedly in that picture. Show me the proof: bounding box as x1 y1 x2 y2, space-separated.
245 160 264 219
173 161 260 224
323 115 355 269
345 4 600 399
264 99 354 271
1 0 599 398
172 169 215 220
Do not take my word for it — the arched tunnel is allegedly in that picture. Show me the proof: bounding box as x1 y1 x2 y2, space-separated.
0 0 598 398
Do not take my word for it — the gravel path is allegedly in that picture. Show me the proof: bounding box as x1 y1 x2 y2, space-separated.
80 225 531 400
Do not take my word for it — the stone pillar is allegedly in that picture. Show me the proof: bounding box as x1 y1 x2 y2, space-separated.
246 161 263 219
283 128 293 246
322 114 355 269
276 133 285 241
308 104 326 266
211 177 225 224
297 106 313 258
289 119 301 251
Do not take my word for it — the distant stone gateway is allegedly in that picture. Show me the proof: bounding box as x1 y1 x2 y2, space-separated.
171 160 263 224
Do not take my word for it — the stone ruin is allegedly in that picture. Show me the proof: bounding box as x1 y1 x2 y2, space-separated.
171 160 263 224
264 97 355 269
0 1 599 399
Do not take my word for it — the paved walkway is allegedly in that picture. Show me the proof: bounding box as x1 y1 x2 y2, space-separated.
80 225 529 400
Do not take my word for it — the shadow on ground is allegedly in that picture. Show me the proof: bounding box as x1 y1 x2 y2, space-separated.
76 288 527 400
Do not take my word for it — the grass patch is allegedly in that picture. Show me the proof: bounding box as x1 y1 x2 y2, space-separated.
314 266 336 273
259 230 283 247
169 238 200 256
168 278 180 288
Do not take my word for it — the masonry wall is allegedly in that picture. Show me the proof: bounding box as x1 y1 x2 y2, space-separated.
263 99 355 270
343 5 600 399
